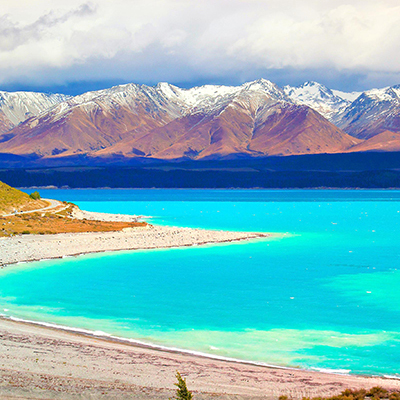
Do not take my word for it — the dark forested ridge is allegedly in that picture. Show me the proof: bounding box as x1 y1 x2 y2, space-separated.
1 152 400 188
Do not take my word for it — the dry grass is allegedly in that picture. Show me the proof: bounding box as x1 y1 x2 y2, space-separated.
0 181 148 236
280 387 400 400
0 208 147 237
0 181 48 215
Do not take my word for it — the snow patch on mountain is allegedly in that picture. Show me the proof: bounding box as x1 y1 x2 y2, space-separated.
151 79 283 115
363 87 400 102
0 91 70 126
331 89 361 102
332 85 400 139
284 81 350 120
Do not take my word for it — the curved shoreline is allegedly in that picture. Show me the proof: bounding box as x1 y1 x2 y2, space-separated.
1 208 399 398
0 224 272 268
0 315 297 373
2 312 399 380
1 317 400 400
4 314 399 379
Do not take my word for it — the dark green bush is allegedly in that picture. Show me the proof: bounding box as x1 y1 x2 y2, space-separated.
285 387 396 400
170 371 193 400
368 388 388 399
29 191 41 200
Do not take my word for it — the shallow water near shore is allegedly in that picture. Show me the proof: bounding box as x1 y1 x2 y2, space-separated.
1 189 400 376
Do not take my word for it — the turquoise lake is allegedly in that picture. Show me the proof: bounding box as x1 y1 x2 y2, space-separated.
1 189 400 376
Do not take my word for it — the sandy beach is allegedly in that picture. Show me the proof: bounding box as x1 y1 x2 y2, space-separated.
1 318 400 400
0 224 270 267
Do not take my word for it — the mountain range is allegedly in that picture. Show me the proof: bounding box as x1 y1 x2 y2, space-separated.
0 79 399 163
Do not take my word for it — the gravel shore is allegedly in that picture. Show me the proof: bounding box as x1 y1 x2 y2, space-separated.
1 318 400 400
0 223 269 267
71 207 145 222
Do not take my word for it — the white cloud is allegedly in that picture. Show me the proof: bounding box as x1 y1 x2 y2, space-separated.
0 0 399 90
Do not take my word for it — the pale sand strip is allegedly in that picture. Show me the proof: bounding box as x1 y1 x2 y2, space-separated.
1 318 400 400
0 225 270 267
71 207 144 222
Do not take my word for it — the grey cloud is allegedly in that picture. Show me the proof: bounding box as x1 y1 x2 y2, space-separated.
0 2 96 51
0 0 400 91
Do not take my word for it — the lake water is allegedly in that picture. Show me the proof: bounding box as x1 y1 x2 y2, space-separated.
1 189 400 376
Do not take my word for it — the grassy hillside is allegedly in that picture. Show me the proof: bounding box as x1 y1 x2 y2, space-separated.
0 181 148 236
0 209 147 236
0 181 48 215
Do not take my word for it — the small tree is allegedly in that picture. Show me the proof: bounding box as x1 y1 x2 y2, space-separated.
29 191 41 200
170 371 193 400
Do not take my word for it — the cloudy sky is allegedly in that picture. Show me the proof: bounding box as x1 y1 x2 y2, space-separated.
1 0 400 94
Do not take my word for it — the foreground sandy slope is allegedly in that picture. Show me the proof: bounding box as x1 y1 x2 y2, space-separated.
1 319 400 400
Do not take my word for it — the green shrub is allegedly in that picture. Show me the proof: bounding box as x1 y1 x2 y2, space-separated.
170 371 193 400
29 191 41 200
368 387 388 399
283 387 396 400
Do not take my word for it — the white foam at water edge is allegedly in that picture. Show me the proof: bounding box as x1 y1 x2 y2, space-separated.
2 315 295 371
93 330 111 337
0 315 395 378
310 367 351 375
384 375 400 380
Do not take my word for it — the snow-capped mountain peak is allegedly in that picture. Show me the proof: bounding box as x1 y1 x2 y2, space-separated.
331 89 361 103
332 84 400 139
287 81 333 99
2 78 400 161
363 86 400 102
0 91 70 127
241 78 286 100
284 81 351 120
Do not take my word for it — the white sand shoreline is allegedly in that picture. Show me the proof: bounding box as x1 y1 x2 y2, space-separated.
0 224 271 267
1 317 400 400
6 313 398 381
1 315 297 374
0 205 272 267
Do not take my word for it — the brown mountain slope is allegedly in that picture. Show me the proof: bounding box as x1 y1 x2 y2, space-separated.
333 88 400 139
95 86 280 159
96 113 209 158
0 81 380 161
0 83 186 157
0 113 15 136
0 99 364 160
0 102 178 157
131 103 361 159
140 102 256 159
249 105 362 156
348 130 400 153
96 102 361 160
